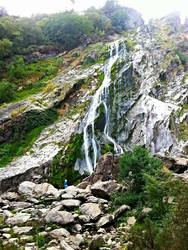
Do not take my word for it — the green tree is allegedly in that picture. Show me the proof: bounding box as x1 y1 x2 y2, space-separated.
0 38 13 58
0 80 15 104
43 12 94 50
118 146 162 193
111 9 129 32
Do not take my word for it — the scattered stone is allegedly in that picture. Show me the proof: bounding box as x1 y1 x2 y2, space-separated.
80 203 102 220
96 214 114 228
61 199 81 209
127 216 136 225
34 183 60 198
60 240 74 250
6 213 31 225
45 210 74 225
61 194 74 199
50 228 70 239
3 234 11 239
18 181 36 196
13 226 33 235
1 192 20 201
142 207 152 215
113 205 130 219
72 224 82 233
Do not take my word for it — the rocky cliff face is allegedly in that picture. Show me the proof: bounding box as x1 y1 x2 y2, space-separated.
0 13 187 190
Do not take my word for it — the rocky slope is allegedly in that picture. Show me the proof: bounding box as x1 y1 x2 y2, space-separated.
0 13 188 190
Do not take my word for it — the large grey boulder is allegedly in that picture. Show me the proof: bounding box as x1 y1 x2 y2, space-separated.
5 213 31 225
45 210 74 225
50 228 70 239
80 203 102 221
13 226 33 235
96 214 114 228
91 180 120 199
18 181 60 198
61 199 81 210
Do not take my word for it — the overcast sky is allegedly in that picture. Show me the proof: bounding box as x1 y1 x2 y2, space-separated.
0 0 187 22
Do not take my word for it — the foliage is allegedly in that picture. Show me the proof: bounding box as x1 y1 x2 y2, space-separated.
176 49 187 65
50 133 84 188
111 9 129 32
118 146 162 193
0 80 15 104
43 12 94 50
0 109 58 168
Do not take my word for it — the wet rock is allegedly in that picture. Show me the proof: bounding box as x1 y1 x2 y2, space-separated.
45 210 74 225
91 180 119 199
80 203 102 221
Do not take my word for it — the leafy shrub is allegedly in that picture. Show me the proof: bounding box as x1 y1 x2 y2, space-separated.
176 49 187 65
0 80 15 104
118 146 162 193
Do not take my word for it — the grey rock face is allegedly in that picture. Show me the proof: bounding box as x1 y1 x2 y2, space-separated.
80 203 102 221
91 180 119 199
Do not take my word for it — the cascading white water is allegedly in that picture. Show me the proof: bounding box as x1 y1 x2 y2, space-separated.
80 40 126 174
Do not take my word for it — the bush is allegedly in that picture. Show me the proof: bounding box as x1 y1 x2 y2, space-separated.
118 146 162 193
0 80 15 104
176 49 187 65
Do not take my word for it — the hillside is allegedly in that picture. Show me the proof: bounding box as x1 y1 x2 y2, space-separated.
0 1 188 249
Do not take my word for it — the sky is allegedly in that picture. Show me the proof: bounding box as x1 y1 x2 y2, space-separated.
0 0 187 22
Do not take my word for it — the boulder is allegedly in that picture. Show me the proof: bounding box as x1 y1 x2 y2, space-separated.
60 240 74 250
13 226 33 235
50 228 70 239
127 216 136 225
61 199 81 209
45 210 74 225
96 214 114 228
80 203 102 221
113 205 130 219
34 183 60 198
91 180 119 199
18 181 36 196
6 213 31 225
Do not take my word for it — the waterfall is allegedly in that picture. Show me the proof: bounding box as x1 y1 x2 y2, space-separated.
76 40 126 174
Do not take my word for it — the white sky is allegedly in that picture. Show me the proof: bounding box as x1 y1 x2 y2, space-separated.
0 0 187 22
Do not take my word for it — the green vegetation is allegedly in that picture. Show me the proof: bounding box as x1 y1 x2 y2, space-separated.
0 56 62 105
176 49 187 65
50 133 85 188
0 109 58 167
110 146 188 249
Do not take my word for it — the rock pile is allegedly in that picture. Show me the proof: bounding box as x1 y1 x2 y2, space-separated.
0 180 131 249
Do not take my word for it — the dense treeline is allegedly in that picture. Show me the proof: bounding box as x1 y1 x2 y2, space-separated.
0 0 129 59
0 0 130 105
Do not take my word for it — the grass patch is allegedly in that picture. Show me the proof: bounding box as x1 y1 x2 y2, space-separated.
0 108 58 168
